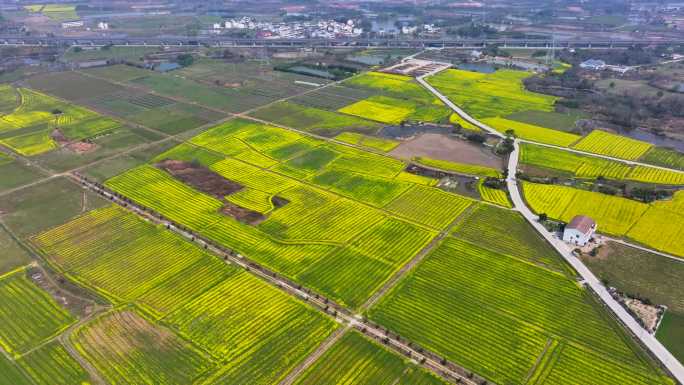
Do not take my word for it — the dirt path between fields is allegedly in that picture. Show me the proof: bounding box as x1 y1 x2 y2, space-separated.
279 326 350 385
359 203 477 312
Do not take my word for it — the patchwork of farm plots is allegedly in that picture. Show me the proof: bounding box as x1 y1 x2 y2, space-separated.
337 72 451 124
0 86 122 156
523 183 684 257
32 205 338 385
26 71 226 136
520 143 684 184
103 118 477 309
368 236 672 385
249 100 380 136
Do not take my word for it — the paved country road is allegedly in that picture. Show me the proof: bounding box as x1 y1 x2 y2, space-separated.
417 71 684 384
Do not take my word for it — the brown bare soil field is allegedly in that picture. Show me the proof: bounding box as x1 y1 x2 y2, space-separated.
390 133 503 168
157 160 243 198
221 203 265 225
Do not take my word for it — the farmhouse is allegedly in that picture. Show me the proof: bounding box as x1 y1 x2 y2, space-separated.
563 215 597 246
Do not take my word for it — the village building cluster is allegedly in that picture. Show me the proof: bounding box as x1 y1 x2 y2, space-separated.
211 17 363 39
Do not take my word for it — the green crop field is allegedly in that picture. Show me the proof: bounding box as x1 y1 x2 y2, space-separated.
572 130 653 160
522 182 649 236
0 86 122 156
35 204 338 384
580 241 684 361
483 117 581 147
368 237 671 385
627 166 684 185
449 113 480 131
524 183 684 257
32 205 230 313
477 180 512 207
72 309 213 385
102 117 481 309
164 271 337 384
657 313 684 365
626 191 684 258
452 204 569 273
344 72 437 104
521 143 632 179
0 177 108 238
521 143 684 184
338 95 449 124
0 152 45 193
17 341 90 385
249 101 380 135
427 69 557 118
385 185 473 229
334 132 399 152
641 147 684 171
0 225 32 275
294 330 448 385
0 268 75 356
312 168 411 207
412 156 502 177
0 354 32 385
505 109 586 132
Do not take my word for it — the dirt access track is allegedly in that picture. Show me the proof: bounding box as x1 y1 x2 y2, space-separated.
390 133 503 169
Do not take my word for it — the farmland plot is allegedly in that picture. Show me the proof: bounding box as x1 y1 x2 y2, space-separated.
339 95 449 124
369 237 669 385
0 87 122 156
165 271 337 385
482 117 581 147
0 269 75 356
32 205 225 310
72 309 213 385
312 168 411 207
18 341 90 385
427 69 557 118
451 204 568 273
385 185 473 229
249 101 379 135
476 181 512 208
522 182 648 235
413 156 501 177
641 147 684 171
520 143 632 179
334 131 399 152
294 330 448 385
572 130 653 160
627 166 684 185
627 196 684 257
0 354 32 385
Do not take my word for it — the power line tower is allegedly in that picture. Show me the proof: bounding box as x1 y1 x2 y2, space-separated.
545 28 556 67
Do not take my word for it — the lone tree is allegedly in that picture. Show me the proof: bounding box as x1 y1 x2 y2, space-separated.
538 213 548 222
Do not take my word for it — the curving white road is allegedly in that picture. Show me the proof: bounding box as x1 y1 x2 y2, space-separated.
417 72 684 383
